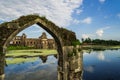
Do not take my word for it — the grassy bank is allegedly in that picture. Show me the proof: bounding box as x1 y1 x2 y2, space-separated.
6 49 57 57
7 46 35 50
81 45 120 50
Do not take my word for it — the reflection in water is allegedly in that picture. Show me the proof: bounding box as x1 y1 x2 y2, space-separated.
84 66 94 73
97 51 105 61
39 56 48 63
83 49 120 80
5 49 120 80
39 54 57 63
0 54 5 80
0 53 83 80
4 55 58 80
53 54 57 59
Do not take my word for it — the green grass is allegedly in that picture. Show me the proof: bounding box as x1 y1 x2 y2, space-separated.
6 49 57 57
81 45 120 50
7 46 34 50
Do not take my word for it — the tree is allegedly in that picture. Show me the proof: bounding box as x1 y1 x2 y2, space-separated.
72 39 81 46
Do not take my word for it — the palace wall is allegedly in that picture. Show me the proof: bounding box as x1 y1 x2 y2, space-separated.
10 32 56 49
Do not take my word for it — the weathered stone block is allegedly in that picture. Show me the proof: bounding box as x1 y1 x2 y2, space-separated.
69 60 79 70
7 22 19 29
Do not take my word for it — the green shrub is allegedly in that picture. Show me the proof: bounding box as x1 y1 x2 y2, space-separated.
72 39 81 46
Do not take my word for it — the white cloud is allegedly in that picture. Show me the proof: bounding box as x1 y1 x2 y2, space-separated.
17 24 53 38
76 9 83 14
0 0 83 27
103 26 110 30
81 17 92 24
82 34 89 39
72 16 93 25
96 26 110 37
96 29 103 37
82 34 94 39
99 0 106 3
73 19 80 24
117 13 120 18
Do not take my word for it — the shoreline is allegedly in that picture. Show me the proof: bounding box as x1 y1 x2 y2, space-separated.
81 45 120 50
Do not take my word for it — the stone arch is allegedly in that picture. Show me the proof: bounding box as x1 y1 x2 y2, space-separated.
1 16 55 51
3 20 63 54
0 14 78 80
0 14 77 66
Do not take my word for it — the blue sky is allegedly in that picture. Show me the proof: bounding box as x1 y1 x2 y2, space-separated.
0 0 120 40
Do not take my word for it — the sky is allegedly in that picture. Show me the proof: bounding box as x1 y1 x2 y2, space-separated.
0 0 120 40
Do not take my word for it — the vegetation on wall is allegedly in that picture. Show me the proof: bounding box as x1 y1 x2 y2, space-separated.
67 48 78 57
60 28 77 46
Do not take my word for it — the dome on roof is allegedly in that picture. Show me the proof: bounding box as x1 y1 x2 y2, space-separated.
39 32 47 39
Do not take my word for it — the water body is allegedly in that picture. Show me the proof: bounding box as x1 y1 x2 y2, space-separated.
83 49 120 80
5 55 57 80
5 50 120 80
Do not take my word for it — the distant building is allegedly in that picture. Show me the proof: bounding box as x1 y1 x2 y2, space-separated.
10 32 56 49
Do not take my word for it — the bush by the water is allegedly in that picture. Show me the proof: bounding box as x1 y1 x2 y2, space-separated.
72 39 81 46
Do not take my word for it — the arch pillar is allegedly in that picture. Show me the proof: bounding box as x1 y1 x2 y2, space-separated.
0 53 5 80
0 47 6 54
58 46 83 80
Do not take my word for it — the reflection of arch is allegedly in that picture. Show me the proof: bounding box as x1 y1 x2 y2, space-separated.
39 56 47 63
54 54 57 59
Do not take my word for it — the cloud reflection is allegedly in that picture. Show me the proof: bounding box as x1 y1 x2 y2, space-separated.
97 51 105 61
84 66 94 73
97 51 111 62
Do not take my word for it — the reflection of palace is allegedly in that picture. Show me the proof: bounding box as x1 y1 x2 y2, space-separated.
10 32 56 49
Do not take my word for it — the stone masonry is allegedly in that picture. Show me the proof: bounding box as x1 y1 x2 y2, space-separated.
10 32 56 49
0 14 79 80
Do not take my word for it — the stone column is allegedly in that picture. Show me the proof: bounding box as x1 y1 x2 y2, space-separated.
68 51 83 80
0 53 5 80
57 51 64 80
58 46 69 80
58 46 83 80
0 46 6 80
0 47 6 54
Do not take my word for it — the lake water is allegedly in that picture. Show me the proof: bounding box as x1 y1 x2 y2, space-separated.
5 49 120 80
5 55 58 80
